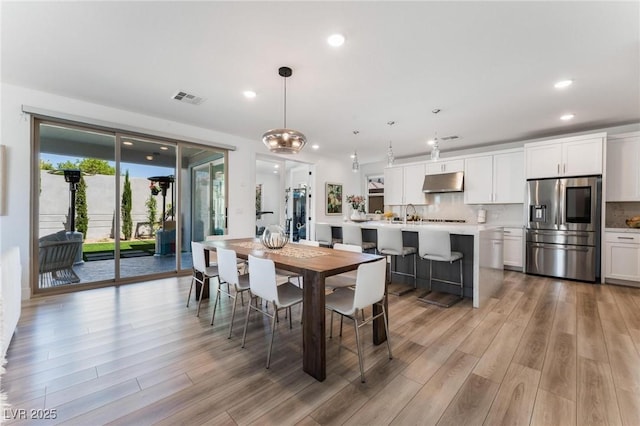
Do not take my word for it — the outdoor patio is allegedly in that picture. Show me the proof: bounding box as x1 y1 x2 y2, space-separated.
40 252 194 288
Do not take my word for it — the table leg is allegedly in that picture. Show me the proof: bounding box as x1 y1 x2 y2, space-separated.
302 270 326 381
372 259 390 345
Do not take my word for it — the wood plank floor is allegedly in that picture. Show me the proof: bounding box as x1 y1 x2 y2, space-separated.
2 272 640 425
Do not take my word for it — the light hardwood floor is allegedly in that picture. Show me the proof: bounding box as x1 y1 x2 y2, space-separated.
2 271 640 425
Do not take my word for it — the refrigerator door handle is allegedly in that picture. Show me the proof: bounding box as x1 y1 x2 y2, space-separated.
529 243 590 252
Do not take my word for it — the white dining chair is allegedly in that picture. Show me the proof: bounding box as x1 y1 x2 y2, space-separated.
187 241 219 317
242 255 304 368
325 258 392 382
325 243 362 290
211 247 252 338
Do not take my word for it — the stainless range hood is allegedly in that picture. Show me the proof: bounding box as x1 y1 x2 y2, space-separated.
422 171 464 193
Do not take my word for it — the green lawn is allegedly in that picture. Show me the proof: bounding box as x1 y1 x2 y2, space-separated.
83 240 156 253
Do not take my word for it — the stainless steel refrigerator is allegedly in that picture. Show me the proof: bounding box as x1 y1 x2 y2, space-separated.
525 175 602 282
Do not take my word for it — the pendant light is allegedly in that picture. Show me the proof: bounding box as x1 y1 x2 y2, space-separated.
430 109 441 161
387 121 395 166
352 130 360 172
262 66 307 154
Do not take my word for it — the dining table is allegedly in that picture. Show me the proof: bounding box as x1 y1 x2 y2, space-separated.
201 237 387 382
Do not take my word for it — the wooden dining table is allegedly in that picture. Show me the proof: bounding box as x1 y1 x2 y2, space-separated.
201 237 387 382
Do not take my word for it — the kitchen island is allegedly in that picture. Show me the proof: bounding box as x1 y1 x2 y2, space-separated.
318 221 504 308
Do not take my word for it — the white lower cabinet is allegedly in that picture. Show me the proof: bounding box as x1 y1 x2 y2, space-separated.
605 232 640 284
503 227 523 270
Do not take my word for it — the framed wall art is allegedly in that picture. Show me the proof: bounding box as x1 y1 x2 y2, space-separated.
325 182 343 215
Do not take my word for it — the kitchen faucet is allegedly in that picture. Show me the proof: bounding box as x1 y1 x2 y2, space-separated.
403 203 417 224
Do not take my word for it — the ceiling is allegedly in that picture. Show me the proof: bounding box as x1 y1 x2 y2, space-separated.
2 2 639 164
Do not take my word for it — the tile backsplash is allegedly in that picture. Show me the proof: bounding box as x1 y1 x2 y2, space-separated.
606 202 640 228
387 193 525 225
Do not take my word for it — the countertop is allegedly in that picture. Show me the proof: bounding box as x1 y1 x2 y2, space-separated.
319 221 504 236
605 227 640 234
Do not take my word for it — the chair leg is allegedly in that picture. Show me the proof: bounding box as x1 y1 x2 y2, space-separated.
186 275 195 307
429 259 433 292
353 316 366 383
211 281 221 325
413 253 417 288
196 278 206 317
459 259 464 298
241 296 253 348
382 303 393 360
266 308 278 369
228 291 239 339
329 310 334 339
339 314 344 337
288 306 293 329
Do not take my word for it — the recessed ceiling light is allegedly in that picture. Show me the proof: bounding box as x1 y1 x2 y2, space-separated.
274 164 279 169
160 146 169 151
560 113 575 121
427 139 435 146
350 153 356 159
273 170 278 174
145 155 154 161
327 34 345 47
554 79 573 89
243 90 257 99
123 141 133 146
312 144 319 150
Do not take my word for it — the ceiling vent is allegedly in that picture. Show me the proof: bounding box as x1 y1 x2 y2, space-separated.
441 135 459 141
172 91 205 105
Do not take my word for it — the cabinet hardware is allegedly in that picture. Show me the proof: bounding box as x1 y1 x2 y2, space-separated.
563 164 566 174
617 236 634 240
557 164 560 174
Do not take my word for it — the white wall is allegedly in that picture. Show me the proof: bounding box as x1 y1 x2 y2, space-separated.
312 157 363 227
0 83 258 300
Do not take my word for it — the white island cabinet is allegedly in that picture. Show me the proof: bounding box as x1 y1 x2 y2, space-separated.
525 133 605 179
318 222 504 308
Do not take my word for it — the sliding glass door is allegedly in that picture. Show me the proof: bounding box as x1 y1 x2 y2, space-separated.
34 118 228 294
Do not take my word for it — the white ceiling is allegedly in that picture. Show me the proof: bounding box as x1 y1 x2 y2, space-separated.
2 1 639 164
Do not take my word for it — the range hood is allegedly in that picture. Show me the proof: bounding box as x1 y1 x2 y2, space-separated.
422 171 464 193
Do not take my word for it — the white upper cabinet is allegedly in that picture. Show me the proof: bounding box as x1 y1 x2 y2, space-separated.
384 167 404 205
403 163 427 205
384 164 427 205
425 159 464 175
464 150 524 204
525 133 604 179
606 132 640 201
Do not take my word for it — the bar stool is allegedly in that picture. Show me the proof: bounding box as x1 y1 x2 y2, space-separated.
376 227 416 296
316 223 341 247
417 229 464 307
342 224 377 253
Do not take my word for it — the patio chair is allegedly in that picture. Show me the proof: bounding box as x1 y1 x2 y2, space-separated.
39 232 82 288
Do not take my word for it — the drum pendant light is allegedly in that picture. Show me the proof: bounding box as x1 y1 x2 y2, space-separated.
262 66 307 154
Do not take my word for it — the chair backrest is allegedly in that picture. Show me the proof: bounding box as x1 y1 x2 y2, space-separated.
376 227 403 253
418 229 452 258
316 223 333 245
353 259 387 309
342 225 363 246
191 241 208 273
298 239 320 247
248 255 279 303
217 247 240 286
333 243 363 253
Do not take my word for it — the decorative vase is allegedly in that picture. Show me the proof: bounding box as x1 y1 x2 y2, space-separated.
261 224 289 249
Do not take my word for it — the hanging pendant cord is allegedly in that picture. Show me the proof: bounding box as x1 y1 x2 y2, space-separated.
283 76 287 128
